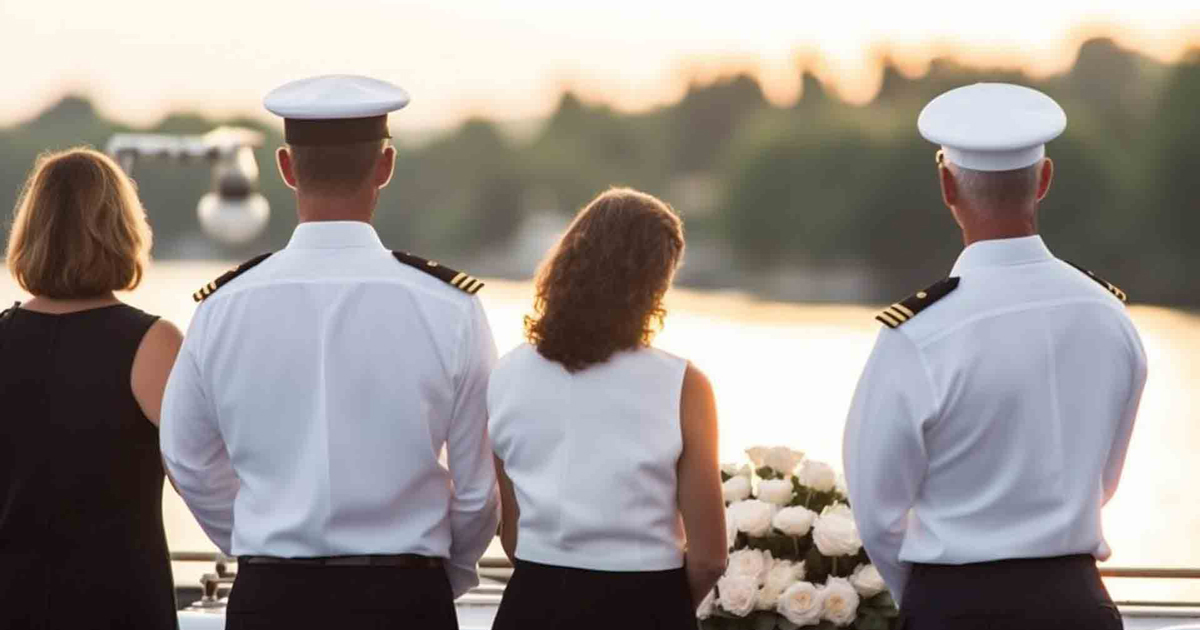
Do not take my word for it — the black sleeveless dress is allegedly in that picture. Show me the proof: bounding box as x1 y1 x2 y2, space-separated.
0 303 177 629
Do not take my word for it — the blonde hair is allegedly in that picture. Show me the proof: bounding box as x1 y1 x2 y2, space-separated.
5 147 152 299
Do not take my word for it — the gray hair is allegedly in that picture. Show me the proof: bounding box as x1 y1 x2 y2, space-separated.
952 162 1041 213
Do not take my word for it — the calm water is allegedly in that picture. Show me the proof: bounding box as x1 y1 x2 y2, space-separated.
3 262 1197 601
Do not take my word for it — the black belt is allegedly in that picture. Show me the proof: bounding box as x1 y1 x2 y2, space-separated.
239 554 443 568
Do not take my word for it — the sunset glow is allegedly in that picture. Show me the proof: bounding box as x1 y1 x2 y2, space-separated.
1 0 1197 133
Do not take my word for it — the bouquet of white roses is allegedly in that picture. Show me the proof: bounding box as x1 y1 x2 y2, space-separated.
697 446 899 630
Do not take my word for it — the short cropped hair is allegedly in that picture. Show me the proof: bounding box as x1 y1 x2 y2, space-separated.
525 187 685 372
288 140 387 195
953 163 1041 212
5 147 152 299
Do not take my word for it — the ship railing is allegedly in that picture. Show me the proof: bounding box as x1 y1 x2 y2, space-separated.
171 552 1200 615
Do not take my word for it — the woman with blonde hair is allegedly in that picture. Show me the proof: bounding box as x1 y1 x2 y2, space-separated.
0 147 180 628
488 188 727 629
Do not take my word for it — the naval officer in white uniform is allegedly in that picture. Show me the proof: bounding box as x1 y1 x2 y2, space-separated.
842 83 1147 630
160 75 499 630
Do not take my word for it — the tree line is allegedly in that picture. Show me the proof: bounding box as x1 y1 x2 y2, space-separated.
1 38 1197 305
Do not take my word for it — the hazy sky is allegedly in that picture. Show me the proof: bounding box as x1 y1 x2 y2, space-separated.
1 0 1198 133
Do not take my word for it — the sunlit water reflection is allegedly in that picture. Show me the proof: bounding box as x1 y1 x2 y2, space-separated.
3 262 1196 602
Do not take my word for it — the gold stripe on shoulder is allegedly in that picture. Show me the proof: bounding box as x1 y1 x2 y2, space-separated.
892 303 915 318
450 272 467 287
884 306 910 323
876 310 901 328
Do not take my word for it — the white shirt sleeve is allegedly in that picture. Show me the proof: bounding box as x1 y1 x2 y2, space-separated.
1102 326 1149 505
159 312 239 555
842 328 937 606
443 297 501 598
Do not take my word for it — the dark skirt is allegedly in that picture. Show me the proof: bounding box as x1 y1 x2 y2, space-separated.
899 554 1122 630
492 558 696 630
225 563 457 630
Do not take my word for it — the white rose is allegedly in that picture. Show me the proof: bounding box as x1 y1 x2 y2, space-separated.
764 446 805 477
849 563 887 598
745 446 771 468
722 475 752 503
824 503 854 519
717 575 759 617
821 577 861 626
696 588 716 619
728 499 776 537
757 478 795 505
812 504 863 557
777 581 824 627
726 548 771 584
756 559 804 610
773 506 818 537
725 508 738 548
797 460 837 492
722 462 753 479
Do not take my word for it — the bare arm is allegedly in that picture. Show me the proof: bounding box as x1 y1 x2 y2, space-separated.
494 455 520 562
131 318 183 493
131 318 184 426
677 362 727 608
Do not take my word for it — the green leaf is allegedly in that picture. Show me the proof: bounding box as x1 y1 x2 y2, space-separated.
777 620 801 630
852 614 890 630
756 466 781 480
805 546 830 584
721 471 733 483
864 592 898 615
751 612 779 630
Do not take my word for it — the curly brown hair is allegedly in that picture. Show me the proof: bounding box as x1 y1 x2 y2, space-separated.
525 187 685 372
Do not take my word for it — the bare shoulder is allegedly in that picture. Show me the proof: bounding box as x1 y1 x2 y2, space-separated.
680 361 717 433
132 318 184 378
682 361 714 399
140 318 184 355
131 318 184 425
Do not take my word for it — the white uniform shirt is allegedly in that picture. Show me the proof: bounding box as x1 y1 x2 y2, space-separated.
160 221 500 597
843 236 1147 604
488 345 688 571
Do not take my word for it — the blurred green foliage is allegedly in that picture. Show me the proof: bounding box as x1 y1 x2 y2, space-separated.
1 38 1196 304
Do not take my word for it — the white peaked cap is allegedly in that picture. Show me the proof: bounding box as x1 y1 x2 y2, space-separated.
264 74 410 119
918 83 1066 172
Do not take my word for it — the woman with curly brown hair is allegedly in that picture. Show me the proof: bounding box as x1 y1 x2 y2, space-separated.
488 188 727 629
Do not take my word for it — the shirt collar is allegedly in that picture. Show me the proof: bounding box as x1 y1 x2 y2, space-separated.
285 221 385 250
950 235 1054 275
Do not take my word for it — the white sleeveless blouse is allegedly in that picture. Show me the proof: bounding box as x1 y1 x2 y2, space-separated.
488 344 688 571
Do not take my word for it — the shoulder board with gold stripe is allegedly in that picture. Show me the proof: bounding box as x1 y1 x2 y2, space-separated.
391 251 484 295
875 277 960 329
193 253 272 303
1063 260 1127 304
